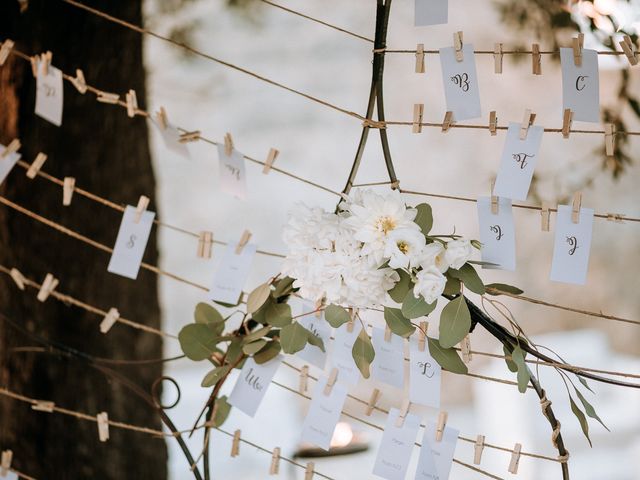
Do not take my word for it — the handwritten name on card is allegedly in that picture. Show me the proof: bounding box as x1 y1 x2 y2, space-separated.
328 323 361 385
228 355 282 417
493 122 544 201
217 144 247 200
560 48 600 123
371 327 405 389
209 242 257 305
0 146 20 185
550 205 594 285
300 375 348 450
439 44 481 121
415 421 459 480
409 339 441 409
415 0 448 26
297 303 331 370
35 63 63 127
372 408 421 480
107 206 155 280
477 196 516 271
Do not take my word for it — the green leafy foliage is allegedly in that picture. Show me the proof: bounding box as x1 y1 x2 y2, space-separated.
383 307 415 338
253 298 292 327
272 276 296 298
448 264 485 295
201 365 231 387
179 323 220 361
226 339 244 366
352 328 375 378
443 276 461 295
243 325 271 343
569 394 592 447
413 203 433 235
485 283 524 296
511 345 530 393
401 290 436 319
438 296 471 349
388 269 413 303
242 339 267 355
280 322 313 354
210 396 231 427
194 302 224 325
306 330 325 352
253 340 281 364
427 337 468 374
503 345 518 373
324 304 351 328
246 283 272 314
574 388 609 432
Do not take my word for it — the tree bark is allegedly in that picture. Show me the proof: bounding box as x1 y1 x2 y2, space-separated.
0 1 167 478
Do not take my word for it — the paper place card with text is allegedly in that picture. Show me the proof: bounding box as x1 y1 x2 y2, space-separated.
217 144 247 200
550 204 594 285
209 242 257 305
0 146 20 185
372 408 421 480
228 355 282 417
300 375 348 450
560 48 600 123
415 0 447 26
371 327 405 389
493 122 544 201
409 338 441 409
439 43 481 121
328 323 361 385
297 303 332 370
415 421 459 480
107 206 155 279
35 62 63 127
477 196 516 271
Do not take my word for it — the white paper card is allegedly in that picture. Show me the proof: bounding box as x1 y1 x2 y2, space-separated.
493 122 544 201
371 327 405 389
0 146 20 185
550 205 594 285
476 196 516 271
297 303 331 370
439 44 481 121
217 144 247 200
107 206 155 280
560 48 600 123
155 120 189 158
328 323 362 385
415 0 448 26
209 242 257 305
1 470 18 480
414 422 459 480
228 355 282 417
300 375 348 450
409 339 441 409
35 63 63 126
373 408 421 480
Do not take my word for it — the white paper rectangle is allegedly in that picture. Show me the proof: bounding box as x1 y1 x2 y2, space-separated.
297 303 331 370
493 122 544 201
439 44 481 121
155 120 189 158
373 408 421 480
409 339 441 409
107 206 155 280
560 48 600 123
550 205 594 285
0 147 20 185
415 0 448 26
300 375 348 450
328 323 362 385
228 355 282 417
217 144 247 200
209 242 257 305
371 327 405 389
1 470 18 480
35 63 63 126
414 421 459 480
476 196 516 271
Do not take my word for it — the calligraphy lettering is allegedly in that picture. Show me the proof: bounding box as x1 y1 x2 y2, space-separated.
417 361 435 378
511 152 533 170
575 75 588 92
244 367 264 391
450 73 470 92
489 224 503 241
566 236 578 256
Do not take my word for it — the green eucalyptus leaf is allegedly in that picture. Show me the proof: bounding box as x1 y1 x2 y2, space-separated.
210 396 232 427
401 290 437 319
201 365 231 387
243 325 272 343
279 322 310 354
574 388 609 432
448 263 486 295
438 296 471 349
503 345 518 373
272 276 296 298
325 304 351 328
443 276 461 295
413 203 433 235
179 324 220 361
246 283 272 314
485 283 524 296
253 340 281 364
578 376 594 394
427 337 468 374
254 298 292 327
306 330 326 352
388 269 413 303
243 339 267 356
226 339 244 365
511 345 530 393
194 302 225 325
213 297 242 308
383 307 415 338
569 395 592 447
352 327 375 378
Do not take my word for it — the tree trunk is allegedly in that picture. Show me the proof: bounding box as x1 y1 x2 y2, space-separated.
0 1 167 478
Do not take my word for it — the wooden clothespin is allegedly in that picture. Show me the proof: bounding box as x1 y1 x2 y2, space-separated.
562 109 573 139
9 268 26 290
314 298 323 318
40 51 52 76
71 69 87 94
441 111 453 133
494 43 503 74
435 411 448 442
263 148 279 174
299 365 309 394
304 462 315 480
461 334 472 363
453 31 464 62
100 308 120 334
133 195 149 224
347 308 356 332
415 43 425 73
155 107 168 130
323 368 338 396
125 89 138 118
606 213 625 223
2 138 21 158
489 111 497 136
30 55 38 77
474 435 485 465
619 35 638 66
0 39 15 66
519 109 536 140
63 177 75 206
418 321 428 352
179 130 201 143
571 192 582 224
604 123 615 156
235 230 252 255
541 203 551 232
532 43 541 75
365 388 381 416
97 412 110 442
572 33 584 67
224 132 234 156
384 325 392 342
26 152 47 178
32 400 55 412
230 430 241 457
97 91 120 104
490 179 499 215
508 443 522 474
412 104 424 134
269 447 281 475
1 450 13 477
197 231 213 259
395 399 411 427
37 273 58 302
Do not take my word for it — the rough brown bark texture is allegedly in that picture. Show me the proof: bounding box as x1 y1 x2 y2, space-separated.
0 1 167 478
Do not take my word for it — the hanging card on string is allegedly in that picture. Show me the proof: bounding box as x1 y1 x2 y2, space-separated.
409 338 441 409
297 303 331 370
107 206 155 279
415 0 448 26
228 355 282 417
493 122 543 201
210 242 256 305
560 48 600 123
300 375 348 450
0 145 20 185
415 421 459 480
371 327 405 389
439 43 481 120
154 120 189 158
35 61 63 126
328 323 361 385
476 196 516 271
550 205 594 285
372 408 421 480
217 144 247 200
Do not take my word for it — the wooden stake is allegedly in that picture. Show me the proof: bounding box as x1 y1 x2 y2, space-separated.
26 152 47 179
415 43 425 73
489 111 497 136
532 43 541 75
365 388 381 416
474 435 485 465
562 109 573 139
435 411 448 442
100 308 120 334
263 148 279 174
453 31 464 62
571 192 582 224
9 268 26 290
134 195 149 224
37 273 58 302
197 231 213 259
63 177 76 206
231 429 241 457
97 412 110 442
494 43 503 74
269 447 281 475
412 103 424 134
235 229 252 254
508 443 522 474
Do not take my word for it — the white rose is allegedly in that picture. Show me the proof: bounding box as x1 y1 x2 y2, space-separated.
445 239 472 270
416 242 449 273
383 228 426 269
413 266 446 304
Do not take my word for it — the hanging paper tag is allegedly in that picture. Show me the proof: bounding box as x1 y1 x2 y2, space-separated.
327 323 361 385
372 407 421 480
35 62 63 126
476 196 516 271
297 303 331 370
439 44 482 121
371 327 405 389
154 120 189 158
408 338 441 409
560 48 600 123
107 206 155 279
0 145 20 185
217 144 247 200
415 0 448 26
228 355 282 417
209 242 257 305
550 204 594 285
300 374 348 450
414 421 459 480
